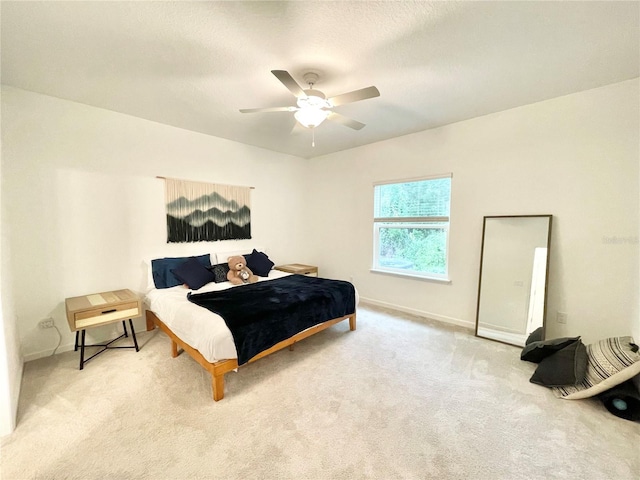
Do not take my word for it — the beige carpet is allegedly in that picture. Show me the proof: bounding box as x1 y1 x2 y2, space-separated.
1 305 638 480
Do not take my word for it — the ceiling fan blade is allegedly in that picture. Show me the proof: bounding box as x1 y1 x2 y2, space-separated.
239 106 296 113
327 111 366 130
328 86 380 107
271 70 308 99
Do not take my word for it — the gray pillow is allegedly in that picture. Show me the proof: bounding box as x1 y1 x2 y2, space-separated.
520 336 580 363
529 339 588 387
525 327 544 345
207 263 231 283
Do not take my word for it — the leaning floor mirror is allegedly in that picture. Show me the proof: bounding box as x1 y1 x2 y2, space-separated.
475 215 553 346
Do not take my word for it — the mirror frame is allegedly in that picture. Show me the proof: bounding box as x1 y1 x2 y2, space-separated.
475 214 553 346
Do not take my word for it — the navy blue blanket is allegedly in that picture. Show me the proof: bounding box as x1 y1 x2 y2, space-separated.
187 275 356 365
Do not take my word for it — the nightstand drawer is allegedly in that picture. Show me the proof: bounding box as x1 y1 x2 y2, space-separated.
74 302 141 329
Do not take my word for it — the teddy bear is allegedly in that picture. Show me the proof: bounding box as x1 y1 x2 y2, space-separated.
227 255 258 285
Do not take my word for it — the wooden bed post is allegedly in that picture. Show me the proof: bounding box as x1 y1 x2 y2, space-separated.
212 374 225 401
349 313 357 331
145 309 156 331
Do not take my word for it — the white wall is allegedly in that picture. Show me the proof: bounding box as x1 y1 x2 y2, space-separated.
2 86 310 361
0 149 24 436
636 132 640 343
2 77 638 407
306 79 639 344
636 131 640 343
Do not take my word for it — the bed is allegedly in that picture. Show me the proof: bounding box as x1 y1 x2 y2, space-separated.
144 250 357 401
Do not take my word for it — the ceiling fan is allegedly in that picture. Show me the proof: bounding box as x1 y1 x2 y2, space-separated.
240 70 380 131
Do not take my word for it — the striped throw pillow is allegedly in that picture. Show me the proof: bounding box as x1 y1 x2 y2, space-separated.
553 336 640 400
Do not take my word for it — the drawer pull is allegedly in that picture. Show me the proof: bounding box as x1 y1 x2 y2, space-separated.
101 309 117 314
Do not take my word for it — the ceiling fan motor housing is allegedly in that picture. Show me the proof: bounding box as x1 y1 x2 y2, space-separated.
303 72 320 86
297 89 330 109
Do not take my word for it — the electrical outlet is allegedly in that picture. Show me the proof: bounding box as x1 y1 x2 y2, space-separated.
38 318 55 329
556 312 568 325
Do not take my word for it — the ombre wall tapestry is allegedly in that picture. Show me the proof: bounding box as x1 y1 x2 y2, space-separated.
164 178 251 243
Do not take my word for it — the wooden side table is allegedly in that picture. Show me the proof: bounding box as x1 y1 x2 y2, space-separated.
65 289 142 370
275 263 318 277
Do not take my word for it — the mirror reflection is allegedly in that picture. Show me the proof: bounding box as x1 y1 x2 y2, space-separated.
475 215 552 346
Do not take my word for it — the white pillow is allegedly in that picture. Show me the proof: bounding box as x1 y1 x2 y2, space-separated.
213 246 266 265
552 336 640 400
143 258 156 293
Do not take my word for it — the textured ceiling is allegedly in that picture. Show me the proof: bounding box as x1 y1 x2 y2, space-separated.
2 1 638 159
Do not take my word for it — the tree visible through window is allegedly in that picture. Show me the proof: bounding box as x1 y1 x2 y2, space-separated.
373 175 451 279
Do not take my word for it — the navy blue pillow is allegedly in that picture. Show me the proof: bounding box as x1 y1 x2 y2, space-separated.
207 263 231 283
244 249 274 277
152 254 211 289
171 257 216 290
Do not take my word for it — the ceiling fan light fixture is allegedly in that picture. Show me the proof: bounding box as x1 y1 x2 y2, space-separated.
294 107 329 128
241 69 380 134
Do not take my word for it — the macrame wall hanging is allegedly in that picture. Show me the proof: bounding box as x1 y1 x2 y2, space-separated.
161 177 252 243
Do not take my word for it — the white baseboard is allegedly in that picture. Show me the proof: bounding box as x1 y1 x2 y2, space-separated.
358 297 475 330
26 300 475 360
23 343 75 363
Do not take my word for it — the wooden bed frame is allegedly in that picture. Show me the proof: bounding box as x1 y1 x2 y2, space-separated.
146 309 356 401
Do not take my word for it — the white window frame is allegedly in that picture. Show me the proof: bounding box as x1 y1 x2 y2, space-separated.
372 174 452 282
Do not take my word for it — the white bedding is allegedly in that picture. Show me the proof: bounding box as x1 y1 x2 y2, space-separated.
145 269 292 363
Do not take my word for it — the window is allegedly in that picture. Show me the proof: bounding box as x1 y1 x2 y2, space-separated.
373 174 452 280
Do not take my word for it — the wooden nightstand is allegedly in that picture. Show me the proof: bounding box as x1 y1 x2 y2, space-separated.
65 289 142 370
275 263 318 277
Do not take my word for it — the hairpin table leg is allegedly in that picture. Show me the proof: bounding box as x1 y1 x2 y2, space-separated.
129 319 139 352
79 329 86 370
